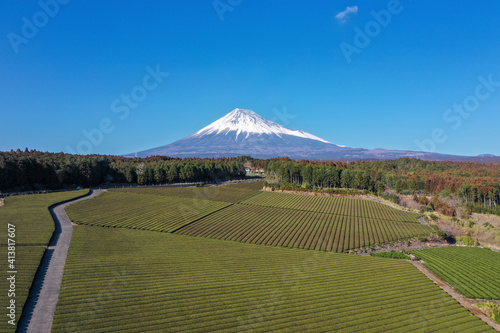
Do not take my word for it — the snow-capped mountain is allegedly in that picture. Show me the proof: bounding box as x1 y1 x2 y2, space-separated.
126 108 498 161
127 108 351 159
191 108 333 144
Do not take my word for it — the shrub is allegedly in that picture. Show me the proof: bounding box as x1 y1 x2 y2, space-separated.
380 193 399 204
420 206 433 213
456 235 477 246
476 303 500 324
430 225 446 239
438 189 451 199
466 219 476 228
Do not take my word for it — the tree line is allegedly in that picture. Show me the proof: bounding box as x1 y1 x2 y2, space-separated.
0 149 246 192
262 157 500 214
2 150 499 215
263 158 384 194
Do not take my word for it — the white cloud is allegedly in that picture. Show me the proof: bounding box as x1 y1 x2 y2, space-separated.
335 6 358 23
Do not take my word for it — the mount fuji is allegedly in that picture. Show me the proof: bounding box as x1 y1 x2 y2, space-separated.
127 108 498 161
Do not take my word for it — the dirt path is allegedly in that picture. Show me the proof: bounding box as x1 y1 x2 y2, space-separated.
18 189 104 333
410 261 500 331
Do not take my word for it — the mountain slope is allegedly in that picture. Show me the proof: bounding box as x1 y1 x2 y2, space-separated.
127 108 498 161
190 108 333 144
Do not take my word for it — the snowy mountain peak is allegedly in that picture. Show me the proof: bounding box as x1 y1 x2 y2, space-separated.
192 108 332 144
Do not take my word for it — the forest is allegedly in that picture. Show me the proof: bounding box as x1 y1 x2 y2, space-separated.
262 157 500 216
1 150 499 216
0 149 246 192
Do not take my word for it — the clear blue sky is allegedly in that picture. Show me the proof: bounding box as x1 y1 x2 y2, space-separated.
1 0 499 156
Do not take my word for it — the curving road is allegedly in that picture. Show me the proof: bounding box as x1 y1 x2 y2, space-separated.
18 189 104 333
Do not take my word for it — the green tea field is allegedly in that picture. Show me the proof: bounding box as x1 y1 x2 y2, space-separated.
113 181 263 203
0 189 89 245
411 246 500 300
52 225 494 332
66 185 430 252
176 204 431 252
0 189 89 333
242 191 421 222
66 191 231 232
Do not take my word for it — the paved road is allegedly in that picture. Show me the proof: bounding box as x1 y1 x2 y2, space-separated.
19 189 104 333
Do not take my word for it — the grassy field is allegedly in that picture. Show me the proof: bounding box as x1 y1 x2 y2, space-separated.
242 191 421 223
0 189 89 333
176 204 431 252
66 191 231 232
411 246 500 300
52 225 494 332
